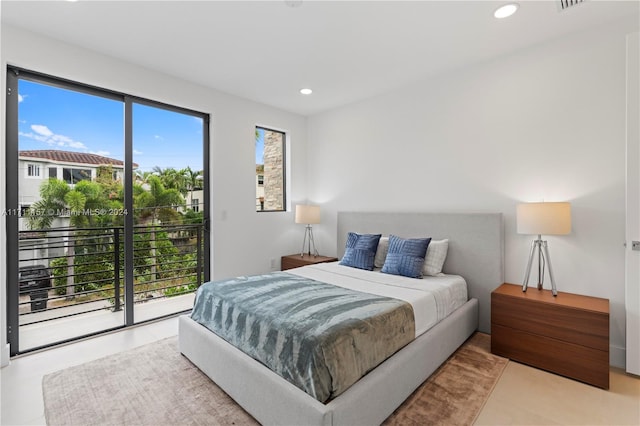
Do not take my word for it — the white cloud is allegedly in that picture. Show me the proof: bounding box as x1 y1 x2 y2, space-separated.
154 135 164 141
68 140 87 149
19 131 46 143
133 149 143 155
18 94 25 103
91 150 110 156
32 124 54 137
21 124 88 151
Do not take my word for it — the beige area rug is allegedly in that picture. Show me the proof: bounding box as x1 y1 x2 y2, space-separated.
43 333 507 426
383 333 508 425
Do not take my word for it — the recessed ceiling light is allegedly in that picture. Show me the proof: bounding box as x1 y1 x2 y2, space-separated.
300 88 313 95
494 3 519 19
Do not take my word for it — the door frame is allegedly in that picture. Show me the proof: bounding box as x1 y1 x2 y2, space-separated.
625 32 639 376
5 67 210 355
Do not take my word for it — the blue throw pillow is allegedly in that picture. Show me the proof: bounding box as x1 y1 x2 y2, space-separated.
381 234 431 278
340 232 382 271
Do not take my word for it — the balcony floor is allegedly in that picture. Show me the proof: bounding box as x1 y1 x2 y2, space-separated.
18 293 195 352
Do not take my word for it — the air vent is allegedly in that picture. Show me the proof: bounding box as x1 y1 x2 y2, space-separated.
559 0 585 11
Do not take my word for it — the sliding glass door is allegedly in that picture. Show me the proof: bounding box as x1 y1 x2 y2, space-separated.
131 102 206 323
5 68 209 354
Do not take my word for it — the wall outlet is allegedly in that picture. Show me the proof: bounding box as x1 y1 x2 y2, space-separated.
270 258 277 270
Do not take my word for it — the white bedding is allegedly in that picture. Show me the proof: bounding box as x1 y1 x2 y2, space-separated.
287 262 468 338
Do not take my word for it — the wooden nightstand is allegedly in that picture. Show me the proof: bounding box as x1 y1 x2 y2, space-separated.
491 283 609 389
281 254 339 271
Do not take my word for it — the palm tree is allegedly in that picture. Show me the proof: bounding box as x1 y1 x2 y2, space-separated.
25 179 69 230
134 170 154 186
26 179 108 298
152 166 188 195
134 175 184 281
63 181 108 298
181 166 203 211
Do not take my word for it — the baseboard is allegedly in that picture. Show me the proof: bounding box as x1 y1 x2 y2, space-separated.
1 343 10 368
610 344 625 369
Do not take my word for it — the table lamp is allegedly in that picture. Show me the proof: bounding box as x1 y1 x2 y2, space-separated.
295 204 320 257
517 202 571 296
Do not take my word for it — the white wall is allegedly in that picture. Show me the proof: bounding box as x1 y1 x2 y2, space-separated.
0 25 307 365
307 18 639 367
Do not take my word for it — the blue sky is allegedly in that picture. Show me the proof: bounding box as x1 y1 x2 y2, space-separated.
256 127 264 165
18 79 204 173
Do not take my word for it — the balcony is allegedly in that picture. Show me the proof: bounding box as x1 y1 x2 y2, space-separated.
16 222 204 352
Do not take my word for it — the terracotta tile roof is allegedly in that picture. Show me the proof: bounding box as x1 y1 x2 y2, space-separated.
19 150 137 168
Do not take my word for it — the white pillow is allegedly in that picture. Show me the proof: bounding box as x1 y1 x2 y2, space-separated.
422 239 449 276
374 236 389 269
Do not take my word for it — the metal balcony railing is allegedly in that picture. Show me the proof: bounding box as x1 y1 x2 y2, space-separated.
17 223 205 326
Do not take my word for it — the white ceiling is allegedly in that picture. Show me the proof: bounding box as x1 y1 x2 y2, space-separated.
2 0 638 116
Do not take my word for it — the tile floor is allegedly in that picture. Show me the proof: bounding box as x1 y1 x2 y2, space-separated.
1 317 639 425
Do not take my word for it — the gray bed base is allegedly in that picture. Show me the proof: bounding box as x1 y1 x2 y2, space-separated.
179 298 477 426
178 211 503 425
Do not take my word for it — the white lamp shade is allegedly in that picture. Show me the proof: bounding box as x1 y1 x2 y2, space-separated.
295 204 321 225
517 202 571 235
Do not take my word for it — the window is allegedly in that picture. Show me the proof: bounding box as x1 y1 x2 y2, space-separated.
191 198 199 212
62 167 91 184
48 167 57 179
27 163 40 177
255 126 286 212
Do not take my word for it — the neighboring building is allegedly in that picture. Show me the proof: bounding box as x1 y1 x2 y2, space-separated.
17 150 131 267
256 165 264 210
185 189 204 213
18 150 128 216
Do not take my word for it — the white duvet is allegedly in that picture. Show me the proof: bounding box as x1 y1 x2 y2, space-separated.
288 262 468 338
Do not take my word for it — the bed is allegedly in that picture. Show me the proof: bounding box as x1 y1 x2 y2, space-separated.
179 211 504 425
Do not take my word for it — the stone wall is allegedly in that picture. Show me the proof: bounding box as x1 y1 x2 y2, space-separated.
262 130 284 210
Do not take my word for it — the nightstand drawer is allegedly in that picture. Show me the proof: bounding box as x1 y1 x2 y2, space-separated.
492 324 609 389
492 292 609 351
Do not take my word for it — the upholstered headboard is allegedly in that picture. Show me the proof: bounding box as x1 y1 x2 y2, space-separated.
337 212 504 334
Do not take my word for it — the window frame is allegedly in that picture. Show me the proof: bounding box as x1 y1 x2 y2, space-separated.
62 167 92 185
26 163 41 178
255 125 287 213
